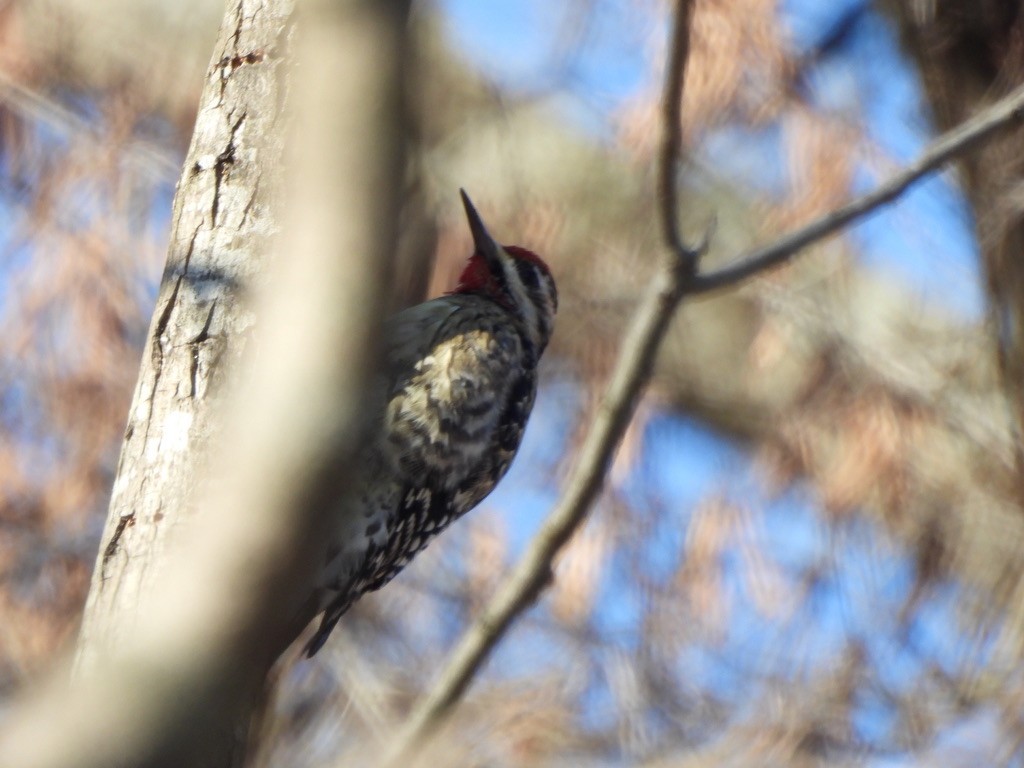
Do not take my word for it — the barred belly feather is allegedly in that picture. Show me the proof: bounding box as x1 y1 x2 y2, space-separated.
304 298 538 656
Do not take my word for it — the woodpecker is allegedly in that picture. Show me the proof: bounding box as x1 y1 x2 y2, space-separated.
304 190 557 656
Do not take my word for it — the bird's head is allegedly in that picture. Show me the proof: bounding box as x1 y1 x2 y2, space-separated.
451 190 558 356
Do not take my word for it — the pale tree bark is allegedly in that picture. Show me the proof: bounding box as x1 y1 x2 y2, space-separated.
0 0 411 766
73 0 295 678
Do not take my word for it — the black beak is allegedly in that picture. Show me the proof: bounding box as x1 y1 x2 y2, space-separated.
460 189 503 269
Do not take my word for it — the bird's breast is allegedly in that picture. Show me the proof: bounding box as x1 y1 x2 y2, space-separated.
385 327 526 487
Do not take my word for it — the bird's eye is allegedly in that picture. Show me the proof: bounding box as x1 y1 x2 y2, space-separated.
515 260 540 289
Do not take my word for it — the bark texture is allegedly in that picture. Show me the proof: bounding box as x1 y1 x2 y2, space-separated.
0 0 412 764
74 0 294 674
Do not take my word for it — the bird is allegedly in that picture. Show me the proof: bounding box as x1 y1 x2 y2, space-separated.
303 190 557 656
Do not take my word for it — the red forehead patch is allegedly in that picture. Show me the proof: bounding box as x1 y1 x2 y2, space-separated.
504 245 551 276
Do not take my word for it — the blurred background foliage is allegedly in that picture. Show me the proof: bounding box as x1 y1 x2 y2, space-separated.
2 0 1024 765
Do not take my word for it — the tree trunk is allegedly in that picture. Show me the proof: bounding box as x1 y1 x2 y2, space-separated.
876 0 1024 487
61 5 294 766
36 0 410 765
75 0 294 677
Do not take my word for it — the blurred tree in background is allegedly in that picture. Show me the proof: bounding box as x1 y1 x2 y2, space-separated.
2 0 1024 765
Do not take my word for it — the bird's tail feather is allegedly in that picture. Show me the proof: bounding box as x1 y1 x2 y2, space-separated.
303 596 354 657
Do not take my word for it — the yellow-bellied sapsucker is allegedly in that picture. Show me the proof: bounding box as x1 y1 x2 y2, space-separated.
304 191 557 656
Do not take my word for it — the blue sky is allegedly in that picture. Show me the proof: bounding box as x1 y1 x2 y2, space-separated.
480 381 1001 755
433 0 1001 760
440 0 985 318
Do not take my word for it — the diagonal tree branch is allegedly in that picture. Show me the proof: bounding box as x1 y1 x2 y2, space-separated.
692 81 1024 294
383 7 1024 764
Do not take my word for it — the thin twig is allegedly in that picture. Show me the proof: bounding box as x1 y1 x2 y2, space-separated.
658 0 699 267
692 82 1024 294
0 70 179 181
382 1 701 763
384 9 1024 765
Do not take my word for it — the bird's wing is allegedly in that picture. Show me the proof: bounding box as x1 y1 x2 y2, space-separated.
380 295 467 385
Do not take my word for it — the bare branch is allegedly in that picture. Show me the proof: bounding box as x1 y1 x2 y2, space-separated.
0 69 179 181
657 0 699 268
384 8 1024 761
382 1 702 762
692 82 1024 294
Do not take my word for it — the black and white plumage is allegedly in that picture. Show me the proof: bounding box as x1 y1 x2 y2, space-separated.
304 191 557 656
